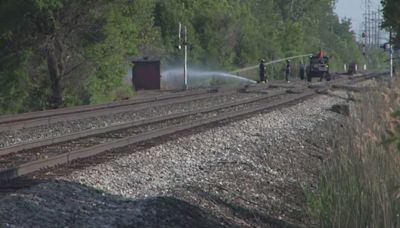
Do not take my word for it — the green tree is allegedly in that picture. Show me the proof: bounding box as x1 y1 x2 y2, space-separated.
381 0 400 44
0 0 140 111
0 0 366 114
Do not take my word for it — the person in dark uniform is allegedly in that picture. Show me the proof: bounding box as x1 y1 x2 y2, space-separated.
285 60 291 83
259 59 266 83
299 63 305 80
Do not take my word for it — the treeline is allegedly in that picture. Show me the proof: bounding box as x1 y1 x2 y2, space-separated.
0 0 363 114
382 0 400 45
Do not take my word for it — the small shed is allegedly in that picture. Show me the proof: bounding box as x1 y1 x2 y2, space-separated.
132 58 161 90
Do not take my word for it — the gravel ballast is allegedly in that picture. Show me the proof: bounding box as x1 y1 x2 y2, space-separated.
0 92 263 148
0 92 350 227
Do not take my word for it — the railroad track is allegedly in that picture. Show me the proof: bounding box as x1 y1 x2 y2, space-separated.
0 90 288 156
0 89 210 130
0 72 384 182
0 87 264 132
0 89 271 149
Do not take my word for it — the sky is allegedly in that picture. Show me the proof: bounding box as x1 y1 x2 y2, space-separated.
334 0 382 33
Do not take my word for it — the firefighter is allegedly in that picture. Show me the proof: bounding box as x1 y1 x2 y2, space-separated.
318 48 325 58
259 59 266 83
318 48 326 64
299 63 305 80
285 60 291 83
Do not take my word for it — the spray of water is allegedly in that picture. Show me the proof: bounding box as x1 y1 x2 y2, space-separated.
161 68 256 89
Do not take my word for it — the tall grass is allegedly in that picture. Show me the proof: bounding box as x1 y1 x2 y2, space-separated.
307 78 400 227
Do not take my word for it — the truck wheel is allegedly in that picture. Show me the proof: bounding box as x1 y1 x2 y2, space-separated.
326 73 331 81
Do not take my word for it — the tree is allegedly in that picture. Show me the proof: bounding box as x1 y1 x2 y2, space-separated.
0 0 139 110
0 0 365 114
381 0 400 44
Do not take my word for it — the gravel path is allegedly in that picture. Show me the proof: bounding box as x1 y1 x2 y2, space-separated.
0 92 263 149
0 91 349 227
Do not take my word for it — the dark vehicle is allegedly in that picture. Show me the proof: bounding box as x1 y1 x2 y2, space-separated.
306 55 330 82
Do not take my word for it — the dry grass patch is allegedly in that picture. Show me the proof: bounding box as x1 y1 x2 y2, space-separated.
307 78 400 227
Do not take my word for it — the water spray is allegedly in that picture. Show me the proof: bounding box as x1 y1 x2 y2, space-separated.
161 68 256 89
230 54 312 75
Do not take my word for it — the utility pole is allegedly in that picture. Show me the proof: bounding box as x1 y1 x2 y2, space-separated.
376 12 379 47
368 1 371 46
371 11 380 47
390 30 393 78
378 6 381 47
390 46 393 78
363 0 368 55
184 26 188 90
363 0 373 47
375 12 378 47
178 22 188 90
372 12 376 47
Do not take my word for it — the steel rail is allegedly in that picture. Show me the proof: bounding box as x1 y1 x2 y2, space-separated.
0 89 288 156
0 90 316 182
331 84 373 92
0 72 385 181
0 72 370 132
0 88 252 132
0 89 218 131
0 73 375 155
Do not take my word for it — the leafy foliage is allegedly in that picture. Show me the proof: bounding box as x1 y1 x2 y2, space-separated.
381 0 400 45
0 0 365 113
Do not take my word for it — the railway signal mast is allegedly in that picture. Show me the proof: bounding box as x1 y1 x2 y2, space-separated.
389 31 394 78
391 43 394 78
382 42 394 78
178 22 188 90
